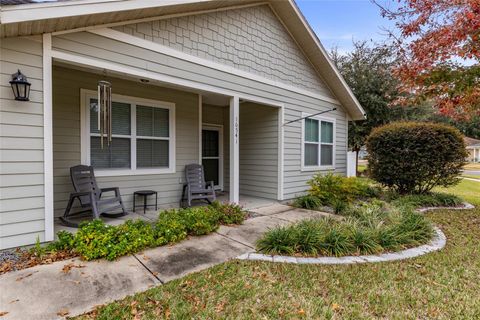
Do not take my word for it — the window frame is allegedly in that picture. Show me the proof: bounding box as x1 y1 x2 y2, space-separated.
80 89 176 177
300 112 336 171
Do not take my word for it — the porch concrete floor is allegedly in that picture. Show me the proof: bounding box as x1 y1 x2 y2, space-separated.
53 194 279 235
1 204 331 320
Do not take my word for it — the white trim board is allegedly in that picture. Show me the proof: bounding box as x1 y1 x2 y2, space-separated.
198 94 202 165
277 105 285 201
50 2 268 36
43 33 54 242
285 0 365 118
80 89 176 177
87 28 341 106
1 0 214 24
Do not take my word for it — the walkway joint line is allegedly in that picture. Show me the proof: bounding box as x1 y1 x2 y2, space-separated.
132 254 164 284
214 231 255 249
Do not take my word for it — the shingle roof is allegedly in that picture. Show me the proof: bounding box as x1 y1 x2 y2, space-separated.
0 0 67 5
1 0 36 4
465 136 480 146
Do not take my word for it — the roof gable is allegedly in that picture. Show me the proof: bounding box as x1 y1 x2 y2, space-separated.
0 0 365 119
113 5 333 97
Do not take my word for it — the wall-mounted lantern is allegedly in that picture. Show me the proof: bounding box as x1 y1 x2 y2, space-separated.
9 69 31 101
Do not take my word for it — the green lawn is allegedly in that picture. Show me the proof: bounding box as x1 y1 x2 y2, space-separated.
462 174 480 181
358 164 367 173
76 180 480 319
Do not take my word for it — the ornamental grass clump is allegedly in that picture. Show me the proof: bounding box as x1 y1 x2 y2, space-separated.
391 192 463 209
293 194 323 210
256 202 434 257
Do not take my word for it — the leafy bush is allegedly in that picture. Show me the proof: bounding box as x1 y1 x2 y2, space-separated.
366 122 467 194
180 206 221 235
46 202 248 261
211 201 247 225
73 220 156 261
256 202 434 257
154 212 188 245
307 173 380 205
293 195 322 210
46 231 75 251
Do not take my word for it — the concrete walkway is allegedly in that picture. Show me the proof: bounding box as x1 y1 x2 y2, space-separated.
0 204 330 320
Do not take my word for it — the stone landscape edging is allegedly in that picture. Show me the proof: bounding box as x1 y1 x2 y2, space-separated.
237 202 474 265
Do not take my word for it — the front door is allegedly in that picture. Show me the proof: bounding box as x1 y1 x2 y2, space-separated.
202 126 223 190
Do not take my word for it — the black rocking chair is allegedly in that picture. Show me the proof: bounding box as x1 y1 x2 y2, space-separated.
60 165 128 227
181 164 216 207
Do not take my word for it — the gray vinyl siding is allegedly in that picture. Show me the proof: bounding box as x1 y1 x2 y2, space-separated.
0 35 45 250
114 5 332 96
239 102 278 199
52 66 200 217
51 30 348 201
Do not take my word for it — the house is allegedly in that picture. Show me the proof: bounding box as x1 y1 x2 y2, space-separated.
0 0 365 250
465 137 480 163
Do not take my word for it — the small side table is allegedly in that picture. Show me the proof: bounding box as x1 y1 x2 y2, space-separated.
133 190 158 213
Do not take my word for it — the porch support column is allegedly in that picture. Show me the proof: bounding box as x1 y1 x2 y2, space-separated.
229 96 240 203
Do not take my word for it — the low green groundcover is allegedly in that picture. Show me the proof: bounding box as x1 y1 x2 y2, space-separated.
257 201 434 257
45 201 247 261
294 173 463 213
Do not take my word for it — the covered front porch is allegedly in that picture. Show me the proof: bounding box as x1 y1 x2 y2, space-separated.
51 62 283 230
54 192 280 234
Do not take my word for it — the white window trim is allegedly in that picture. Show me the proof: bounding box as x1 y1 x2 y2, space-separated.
80 89 176 177
300 112 336 172
201 123 224 191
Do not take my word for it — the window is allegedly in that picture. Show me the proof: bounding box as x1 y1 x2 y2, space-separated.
82 90 175 176
302 114 335 170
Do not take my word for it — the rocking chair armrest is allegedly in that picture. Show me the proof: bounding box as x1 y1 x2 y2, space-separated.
100 187 121 197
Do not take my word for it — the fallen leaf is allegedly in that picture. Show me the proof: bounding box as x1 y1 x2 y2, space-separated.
15 271 37 281
0 311 8 317
297 308 305 315
332 303 342 311
215 301 226 313
62 263 85 274
56 309 69 316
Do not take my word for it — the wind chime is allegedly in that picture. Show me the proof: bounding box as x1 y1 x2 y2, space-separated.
97 74 112 149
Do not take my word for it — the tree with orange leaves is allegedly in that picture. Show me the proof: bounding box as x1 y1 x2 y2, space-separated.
376 0 480 118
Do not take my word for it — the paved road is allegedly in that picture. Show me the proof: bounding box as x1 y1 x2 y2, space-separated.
463 170 480 176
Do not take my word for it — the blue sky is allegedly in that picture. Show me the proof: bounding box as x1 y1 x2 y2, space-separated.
296 0 395 54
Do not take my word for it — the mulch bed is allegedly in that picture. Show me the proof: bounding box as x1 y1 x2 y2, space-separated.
0 249 78 275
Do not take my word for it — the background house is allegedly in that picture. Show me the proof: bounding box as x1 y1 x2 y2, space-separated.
465 137 480 163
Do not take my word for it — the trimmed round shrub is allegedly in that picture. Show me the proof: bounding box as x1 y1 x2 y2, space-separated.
366 122 467 194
